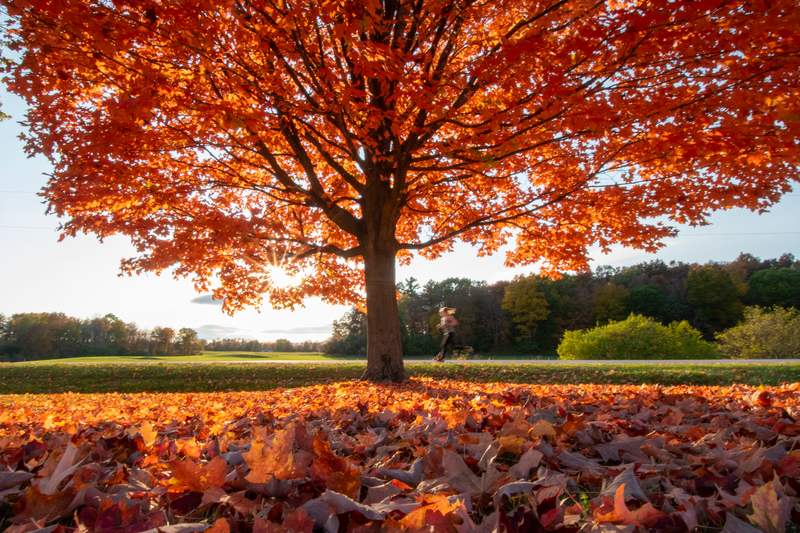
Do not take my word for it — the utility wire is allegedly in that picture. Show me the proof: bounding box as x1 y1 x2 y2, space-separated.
678 232 800 236
0 225 56 229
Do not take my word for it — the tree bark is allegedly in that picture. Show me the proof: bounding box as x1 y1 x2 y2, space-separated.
360 251 408 383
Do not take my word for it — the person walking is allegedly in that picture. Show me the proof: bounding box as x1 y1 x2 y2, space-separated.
434 307 472 361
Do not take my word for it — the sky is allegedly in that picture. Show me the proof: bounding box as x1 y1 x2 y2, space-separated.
1 87 798 342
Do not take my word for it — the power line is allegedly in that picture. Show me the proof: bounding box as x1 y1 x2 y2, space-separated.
678 232 800 236
0 225 57 230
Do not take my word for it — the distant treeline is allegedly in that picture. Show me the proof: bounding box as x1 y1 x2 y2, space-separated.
323 253 800 356
204 338 321 352
0 314 204 361
0 314 322 361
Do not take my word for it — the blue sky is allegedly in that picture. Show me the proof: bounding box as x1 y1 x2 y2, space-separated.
1 87 798 342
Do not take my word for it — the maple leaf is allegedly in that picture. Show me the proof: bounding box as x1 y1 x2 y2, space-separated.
11 482 84 525
594 437 651 463
254 509 314 533
556 414 586 437
442 450 507 497
600 466 650 503
243 427 296 483
168 456 227 493
746 481 795 533
510 448 543 480
320 489 384 520
2 518 47 533
722 513 763 533
492 481 536 512
529 420 557 438
400 494 465 533
559 450 605 476
126 421 158 447
364 480 405 505
39 442 82 495
0 471 34 491
325 466 362 500
204 518 230 533
594 484 666 527
76 497 166 533
309 437 362 499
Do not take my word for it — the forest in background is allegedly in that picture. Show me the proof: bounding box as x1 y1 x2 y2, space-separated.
2 252 798 360
0 314 206 361
325 252 800 356
0 313 322 361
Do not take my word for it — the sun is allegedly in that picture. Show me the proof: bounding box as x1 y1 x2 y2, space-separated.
267 265 300 288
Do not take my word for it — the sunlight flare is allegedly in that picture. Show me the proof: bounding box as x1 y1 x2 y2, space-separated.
266 264 301 288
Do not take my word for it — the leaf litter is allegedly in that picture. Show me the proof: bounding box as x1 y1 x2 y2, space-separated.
1 379 799 533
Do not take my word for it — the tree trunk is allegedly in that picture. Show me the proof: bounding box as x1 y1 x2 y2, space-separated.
360 251 408 383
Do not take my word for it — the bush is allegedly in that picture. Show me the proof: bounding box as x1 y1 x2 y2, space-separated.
557 314 718 360
716 306 800 359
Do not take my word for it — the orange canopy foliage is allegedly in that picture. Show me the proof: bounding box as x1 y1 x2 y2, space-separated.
1 380 799 532
2 0 798 312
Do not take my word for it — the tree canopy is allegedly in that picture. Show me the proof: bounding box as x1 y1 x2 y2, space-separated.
3 0 799 380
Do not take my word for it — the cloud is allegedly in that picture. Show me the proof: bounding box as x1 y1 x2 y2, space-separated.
262 324 333 335
193 324 333 340
190 294 224 306
194 325 255 340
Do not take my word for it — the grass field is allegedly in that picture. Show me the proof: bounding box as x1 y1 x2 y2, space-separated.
10 350 558 363
12 350 349 363
1 360 798 394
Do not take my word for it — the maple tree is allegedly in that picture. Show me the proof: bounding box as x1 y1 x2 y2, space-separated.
2 0 800 381
1 380 799 532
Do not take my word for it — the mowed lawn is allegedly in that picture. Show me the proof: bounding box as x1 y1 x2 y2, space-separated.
17 350 348 363
11 351 558 364
0 359 798 394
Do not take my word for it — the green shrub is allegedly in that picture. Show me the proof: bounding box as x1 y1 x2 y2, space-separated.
716 306 800 359
557 314 718 360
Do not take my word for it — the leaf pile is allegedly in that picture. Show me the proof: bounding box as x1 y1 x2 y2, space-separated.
1 380 799 533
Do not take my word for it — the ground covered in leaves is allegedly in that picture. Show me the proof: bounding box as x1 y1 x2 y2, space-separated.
1 379 799 533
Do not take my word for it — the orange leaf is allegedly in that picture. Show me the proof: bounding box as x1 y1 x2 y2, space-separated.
205 518 230 533
595 484 666 527
326 466 361 500
310 436 348 481
401 494 464 532
243 427 296 483
529 420 556 438
169 456 227 492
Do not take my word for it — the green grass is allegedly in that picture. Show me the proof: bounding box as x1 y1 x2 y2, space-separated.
10 351 557 363
13 351 354 363
0 361 798 394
